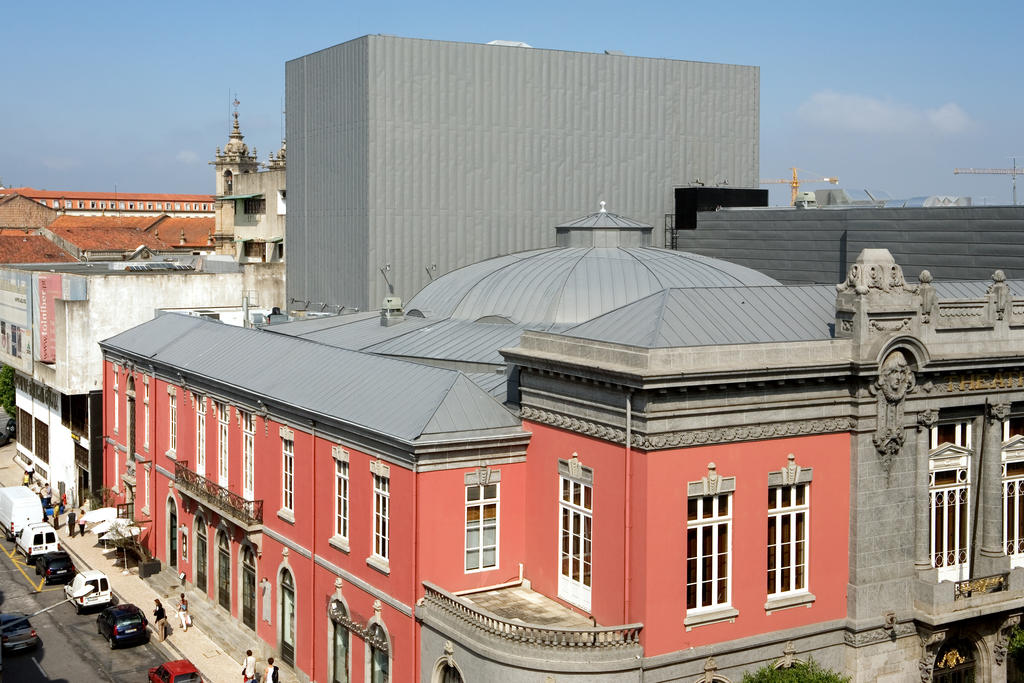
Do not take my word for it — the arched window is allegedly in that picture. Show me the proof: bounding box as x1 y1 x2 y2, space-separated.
195 517 208 593
368 623 389 683
280 569 296 665
328 601 349 683
167 498 178 569
217 531 231 611
435 663 463 683
224 170 233 195
932 637 976 683
241 546 256 630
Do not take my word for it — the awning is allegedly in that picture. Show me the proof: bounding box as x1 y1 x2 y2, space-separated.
219 193 264 200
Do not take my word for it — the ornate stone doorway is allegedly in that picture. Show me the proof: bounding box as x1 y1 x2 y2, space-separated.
932 638 976 683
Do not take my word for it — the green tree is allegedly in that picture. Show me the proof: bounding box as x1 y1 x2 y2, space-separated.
741 660 850 683
0 365 15 417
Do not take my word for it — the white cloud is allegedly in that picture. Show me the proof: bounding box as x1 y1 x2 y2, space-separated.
41 157 81 171
797 91 970 135
176 150 199 164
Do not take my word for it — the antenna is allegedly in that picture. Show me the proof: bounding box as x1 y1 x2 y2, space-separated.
379 264 394 295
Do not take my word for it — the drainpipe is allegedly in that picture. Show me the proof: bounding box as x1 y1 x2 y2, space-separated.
310 421 317 679
623 389 633 624
413 459 420 683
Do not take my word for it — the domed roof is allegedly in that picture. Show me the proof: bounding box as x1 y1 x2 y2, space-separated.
406 209 780 327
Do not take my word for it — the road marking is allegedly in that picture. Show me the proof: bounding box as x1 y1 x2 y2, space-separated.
2 543 45 591
32 655 48 677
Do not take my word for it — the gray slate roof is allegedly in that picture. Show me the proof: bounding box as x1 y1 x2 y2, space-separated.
101 314 523 445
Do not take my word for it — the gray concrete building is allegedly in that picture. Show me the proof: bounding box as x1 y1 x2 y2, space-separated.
285 34 759 312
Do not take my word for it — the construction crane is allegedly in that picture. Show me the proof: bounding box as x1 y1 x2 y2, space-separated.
954 159 1022 205
760 167 839 206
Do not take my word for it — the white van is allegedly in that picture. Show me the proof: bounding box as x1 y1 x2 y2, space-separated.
15 522 59 559
0 486 43 541
65 570 112 614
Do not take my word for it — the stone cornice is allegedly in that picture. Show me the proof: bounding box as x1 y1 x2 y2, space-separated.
520 406 855 449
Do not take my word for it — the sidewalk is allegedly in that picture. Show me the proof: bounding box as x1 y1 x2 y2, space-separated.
0 445 262 683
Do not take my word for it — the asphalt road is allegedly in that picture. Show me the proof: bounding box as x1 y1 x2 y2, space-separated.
0 452 170 682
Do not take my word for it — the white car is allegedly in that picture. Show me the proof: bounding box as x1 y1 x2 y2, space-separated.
65 570 112 614
15 522 58 560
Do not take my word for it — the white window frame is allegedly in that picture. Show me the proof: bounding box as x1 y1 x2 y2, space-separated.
1002 417 1024 567
465 482 499 572
373 473 390 561
336 458 349 540
217 402 229 486
931 420 972 450
767 483 809 598
168 392 177 453
929 447 971 582
282 437 294 512
195 397 206 471
686 493 733 615
112 370 119 433
143 380 150 449
242 412 254 500
558 468 593 612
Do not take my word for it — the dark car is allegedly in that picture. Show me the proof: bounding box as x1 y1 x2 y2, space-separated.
0 416 14 447
0 613 39 652
96 604 148 649
34 550 75 584
148 659 203 683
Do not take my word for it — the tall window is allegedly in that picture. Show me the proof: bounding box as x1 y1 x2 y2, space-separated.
242 412 254 500
930 444 971 582
332 615 349 683
767 483 808 597
465 483 498 571
373 473 389 560
1003 416 1024 565
368 624 389 683
282 438 294 512
113 370 119 433
335 458 349 540
558 461 593 611
217 402 229 485
143 381 150 449
687 493 732 613
168 392 177 452
196 397 206 471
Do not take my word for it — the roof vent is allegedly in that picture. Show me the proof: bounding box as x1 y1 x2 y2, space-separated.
486 40 532 48
380 296 404 327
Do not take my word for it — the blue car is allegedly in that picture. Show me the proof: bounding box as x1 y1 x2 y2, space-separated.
96 604 149 649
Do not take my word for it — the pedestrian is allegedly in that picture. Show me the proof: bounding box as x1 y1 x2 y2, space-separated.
41 483 51 511
243 649 256 683
77 508 86 537
177 592 190 631
21 470 30 487
153 599 168 641
262 656 278 683
67 508 77 537
51 505 59 529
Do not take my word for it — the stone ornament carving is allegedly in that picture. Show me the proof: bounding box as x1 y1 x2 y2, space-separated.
994 613 1021 666
918 270 937 323
279 426 295 440
688 463 737 497
844 622 916 647
567 454 584 480
697 657 728 683
836 251 912 295
917 408 939 430
464 466 500 487
332 446 350 463
780 454 801 485
256 401 270 436
989 402 1012 425
917 629 948 683
370 460 391 479
990 270 1010 320
522 406 854 449
871 350 916 475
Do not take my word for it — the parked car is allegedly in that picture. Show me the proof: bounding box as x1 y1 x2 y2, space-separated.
148 659 203 683
96 604 148 649
15 522 59 560
0 613 39 652
0 486 43 540
0 417 15 447
65 570 112 613
34 550 75 584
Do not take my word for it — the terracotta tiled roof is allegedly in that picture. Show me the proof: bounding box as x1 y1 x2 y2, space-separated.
47 215 169 251
147 216 216 248
0 233 76 263
0 187 214 203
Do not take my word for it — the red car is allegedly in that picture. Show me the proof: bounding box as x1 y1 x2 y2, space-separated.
148 659 203 683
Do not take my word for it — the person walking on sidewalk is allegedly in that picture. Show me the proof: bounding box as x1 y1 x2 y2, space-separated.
67 508 76 537
77 508 86 537
177 593 190 631
243 649 257 683
262 657 278 683
153 599 168 641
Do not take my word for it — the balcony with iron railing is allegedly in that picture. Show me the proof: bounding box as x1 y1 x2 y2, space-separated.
173 460 263 532
418 581 643 669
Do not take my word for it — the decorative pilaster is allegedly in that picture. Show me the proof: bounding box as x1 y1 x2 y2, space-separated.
979 403 1012 570
871 350 916 477
915 409 938 571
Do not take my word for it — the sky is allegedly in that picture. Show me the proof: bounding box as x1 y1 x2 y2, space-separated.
3 0 1022 207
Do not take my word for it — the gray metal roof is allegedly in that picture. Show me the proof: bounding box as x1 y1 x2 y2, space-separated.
555 210 651 230
101 314 523 444
562 285 839 347
406 246 781 327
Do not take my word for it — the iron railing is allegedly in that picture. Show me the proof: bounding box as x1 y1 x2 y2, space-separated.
174 460 263 526
422 582 642 648
954 573 1007 600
